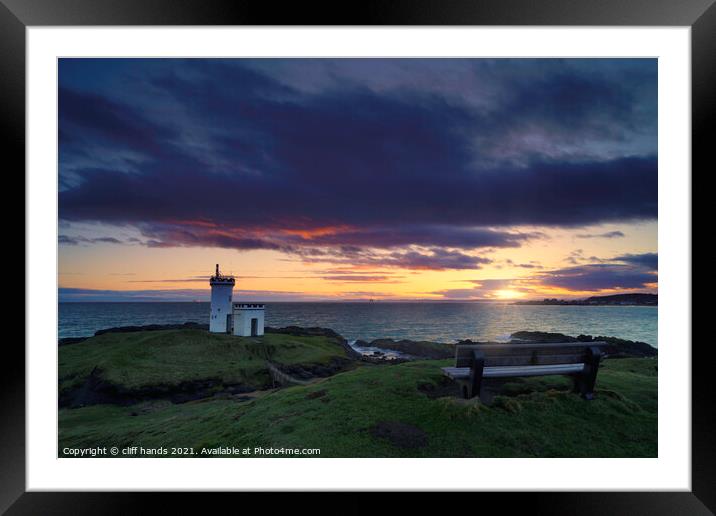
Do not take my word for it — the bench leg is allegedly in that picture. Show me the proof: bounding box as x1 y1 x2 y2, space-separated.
578 346 602 400
467 350 485 399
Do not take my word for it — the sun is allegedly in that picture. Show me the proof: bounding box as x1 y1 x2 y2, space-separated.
494 289 526 300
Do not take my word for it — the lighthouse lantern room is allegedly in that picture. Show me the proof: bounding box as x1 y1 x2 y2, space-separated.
209 264 235 333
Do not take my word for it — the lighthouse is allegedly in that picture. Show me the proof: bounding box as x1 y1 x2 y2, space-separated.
209 264 235 333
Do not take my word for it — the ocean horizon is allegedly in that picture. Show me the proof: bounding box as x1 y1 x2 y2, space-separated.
59 301 658 348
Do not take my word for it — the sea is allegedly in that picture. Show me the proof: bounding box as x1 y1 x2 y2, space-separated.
58 302 658 348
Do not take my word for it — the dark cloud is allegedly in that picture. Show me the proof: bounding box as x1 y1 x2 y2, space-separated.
537 251 658 292
435 252 658 297
283 226 537 249
576 231 625 239
59 86 177 160
58 287 330 302
534 263 656 291
59 235 123 246
58 287 203 302
564 249 587 265
505 259 543 269
613 252 658 271
58 235 79 245
323 275 397 282
134 223 538 254
387 249 491 270
58 59 657 263
139 225 285 251
93 237 123 244
295 247 493 271
127 276 210 283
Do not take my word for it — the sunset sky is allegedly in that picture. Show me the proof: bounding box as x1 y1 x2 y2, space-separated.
58 58 657 302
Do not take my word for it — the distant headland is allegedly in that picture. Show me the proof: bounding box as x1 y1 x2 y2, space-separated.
514 293 657 306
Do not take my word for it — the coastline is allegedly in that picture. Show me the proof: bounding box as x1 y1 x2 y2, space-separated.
514 293 658 307
58 322 657 359
58 302 659 347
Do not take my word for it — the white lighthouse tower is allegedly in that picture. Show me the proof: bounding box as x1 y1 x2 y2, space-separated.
209 264 235 333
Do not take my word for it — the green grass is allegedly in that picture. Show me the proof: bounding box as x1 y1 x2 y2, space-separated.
59 344 657 457
59 329 350 393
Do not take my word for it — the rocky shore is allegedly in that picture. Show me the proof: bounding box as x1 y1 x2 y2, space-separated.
60 322 657 360
352 330 656 360
353 338 455 360
507 331 657 358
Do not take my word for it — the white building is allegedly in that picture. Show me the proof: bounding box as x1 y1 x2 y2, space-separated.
209 264 235 333
209 264 266 336
232 303 265 337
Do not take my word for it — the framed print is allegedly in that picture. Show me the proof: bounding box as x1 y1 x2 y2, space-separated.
5 0 710 512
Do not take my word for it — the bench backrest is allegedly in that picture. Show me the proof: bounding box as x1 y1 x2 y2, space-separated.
455 341 607 368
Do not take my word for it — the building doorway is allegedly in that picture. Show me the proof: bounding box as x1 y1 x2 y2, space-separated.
226 314 232 334
251 318 258 337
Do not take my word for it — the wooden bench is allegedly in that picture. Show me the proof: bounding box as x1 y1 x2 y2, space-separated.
441 341 607 400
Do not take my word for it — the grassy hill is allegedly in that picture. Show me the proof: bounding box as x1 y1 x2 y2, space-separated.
59 329 354 406
58 329 657 458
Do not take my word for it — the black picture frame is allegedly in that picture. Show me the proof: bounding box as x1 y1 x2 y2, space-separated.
4 0 708 512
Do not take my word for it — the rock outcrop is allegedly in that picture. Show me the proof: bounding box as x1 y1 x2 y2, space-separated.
358 338 455 360
510 330 657 358
94 321 208 336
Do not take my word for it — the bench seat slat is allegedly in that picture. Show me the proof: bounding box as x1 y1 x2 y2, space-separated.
482 353 587 367
456 341 606 351
442 367 470 379
442 363 585 380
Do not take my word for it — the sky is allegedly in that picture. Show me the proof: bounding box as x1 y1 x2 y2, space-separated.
58 58 657 302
